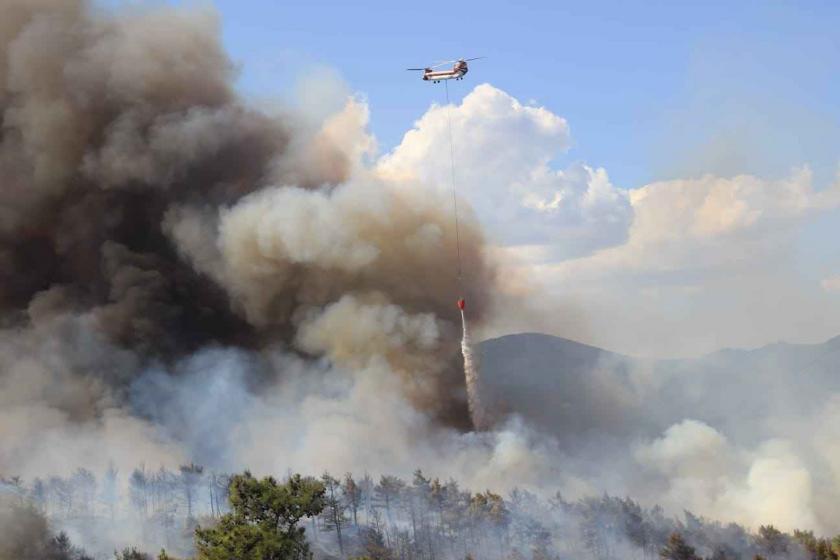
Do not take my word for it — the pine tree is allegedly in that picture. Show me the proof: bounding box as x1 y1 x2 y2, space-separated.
101 463 119 520
179 463 204 521
343 473 362 528
30 478 47 513
362 525 394 560
375 475 405 527
114 548 151 560
321 472 348 555
71 468 96 517
195 472 325 560
659 532 700 560
129 467 149 519
757 525 787 558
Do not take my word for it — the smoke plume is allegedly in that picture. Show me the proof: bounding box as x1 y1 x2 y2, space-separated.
0 0 497 483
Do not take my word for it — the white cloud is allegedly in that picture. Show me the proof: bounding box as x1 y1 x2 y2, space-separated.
377 84 632 260
267 82 840 358
554 167 840 274
373 83 840 355
531 168 840 356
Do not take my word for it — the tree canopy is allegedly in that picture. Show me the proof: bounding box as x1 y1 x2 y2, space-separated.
195 472 325 560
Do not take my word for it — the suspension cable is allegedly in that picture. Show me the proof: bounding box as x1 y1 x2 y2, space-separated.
444 79 463 283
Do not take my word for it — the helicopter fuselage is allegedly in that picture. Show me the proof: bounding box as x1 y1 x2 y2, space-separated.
423 62 469 83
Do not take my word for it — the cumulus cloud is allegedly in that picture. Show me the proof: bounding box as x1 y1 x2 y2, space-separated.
376 84 840 357
378 84 633 259
574 167 840 272
532 168 840 356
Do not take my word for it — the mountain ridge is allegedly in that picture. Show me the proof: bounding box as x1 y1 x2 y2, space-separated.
475 330 840 447
480 330 840 361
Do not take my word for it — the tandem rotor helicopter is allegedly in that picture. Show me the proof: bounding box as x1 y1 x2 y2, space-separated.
407 57 485 83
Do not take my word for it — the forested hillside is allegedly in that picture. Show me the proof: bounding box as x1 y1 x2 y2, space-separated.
2 468 839 560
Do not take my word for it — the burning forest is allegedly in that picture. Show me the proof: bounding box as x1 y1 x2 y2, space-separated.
2 0 840 559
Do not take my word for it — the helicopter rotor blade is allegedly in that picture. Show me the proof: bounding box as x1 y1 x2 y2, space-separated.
407 57 484 71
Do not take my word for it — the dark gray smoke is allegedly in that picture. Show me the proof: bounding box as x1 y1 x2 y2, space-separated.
0 0 496 484
1 0 299 355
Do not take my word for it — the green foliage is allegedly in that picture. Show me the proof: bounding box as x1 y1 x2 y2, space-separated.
793 529 839 560
194 472 325 560
343 473 362 527
659 532 700 560
8 465 840 560
469 490 510 530
757 525 787 556
361 525 393 560
320 472 348 554
114 549 150 560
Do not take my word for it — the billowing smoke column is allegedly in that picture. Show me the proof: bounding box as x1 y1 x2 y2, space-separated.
0 0 496 480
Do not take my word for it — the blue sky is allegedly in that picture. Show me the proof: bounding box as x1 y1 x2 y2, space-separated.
88 0 840 354
199 0 840 190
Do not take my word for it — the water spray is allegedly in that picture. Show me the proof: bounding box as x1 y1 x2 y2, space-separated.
460 305 487 430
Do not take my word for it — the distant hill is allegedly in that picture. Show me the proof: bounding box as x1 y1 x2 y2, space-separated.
476 332 840 446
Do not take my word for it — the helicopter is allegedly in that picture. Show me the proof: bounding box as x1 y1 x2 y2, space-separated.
407 57 485 83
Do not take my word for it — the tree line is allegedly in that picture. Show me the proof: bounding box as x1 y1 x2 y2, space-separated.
2 468 839 560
